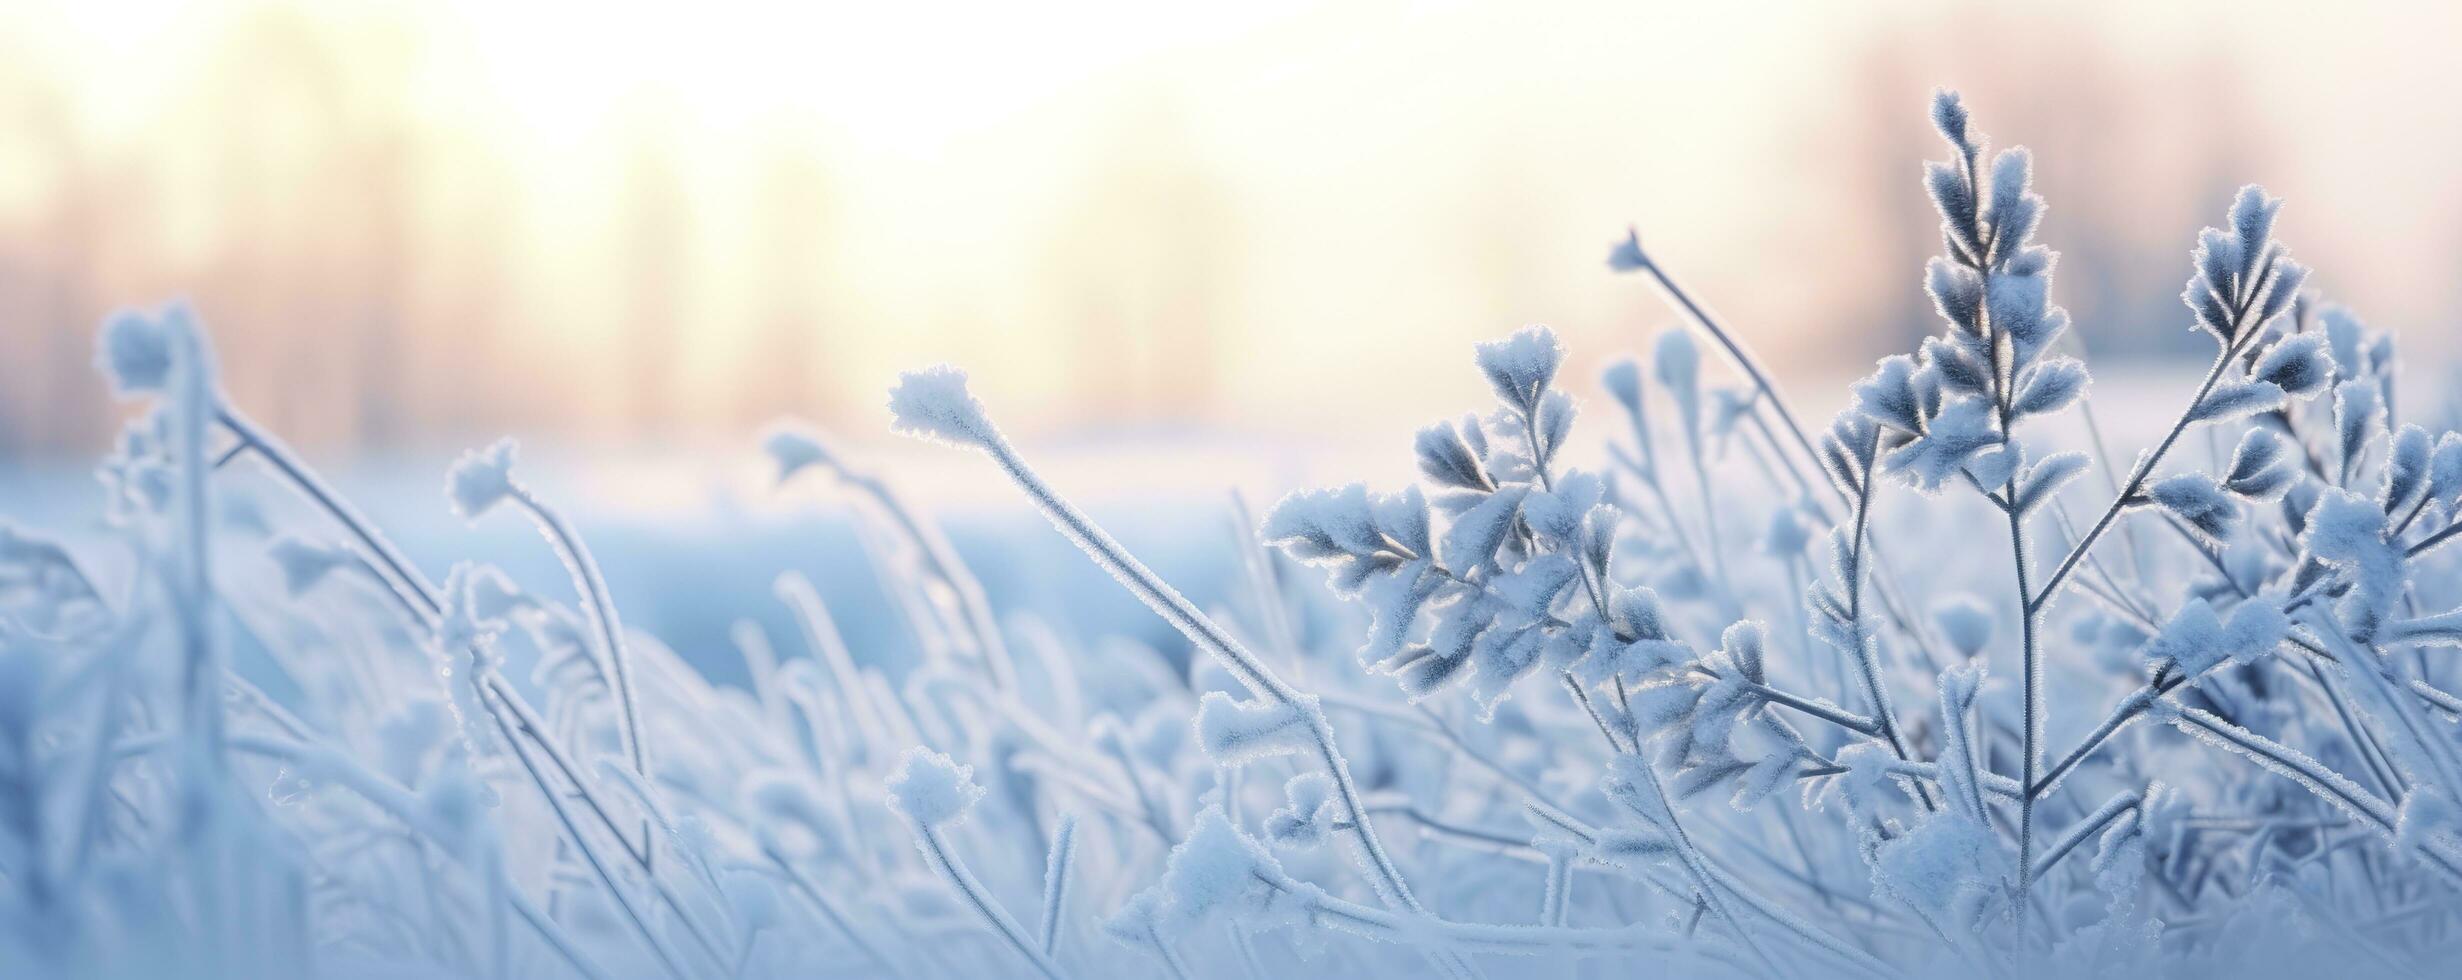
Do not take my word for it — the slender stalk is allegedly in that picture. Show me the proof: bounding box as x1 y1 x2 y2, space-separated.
913 824 1067 980
509 485 648 782
957 430 1472 978
1039 815 1079 956
2029 792 2141 881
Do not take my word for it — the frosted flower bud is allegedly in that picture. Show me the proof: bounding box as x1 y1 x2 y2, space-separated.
761 421 839 483
446 438 520 521
885 747 983 827
887 365 997 448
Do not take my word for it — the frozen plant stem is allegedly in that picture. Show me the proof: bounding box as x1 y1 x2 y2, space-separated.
891 372 1474 979
1039 815 1078 956
913 823 1066 980
508 484 650 785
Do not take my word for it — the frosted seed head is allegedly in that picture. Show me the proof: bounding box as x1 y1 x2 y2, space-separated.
886 747 983 827
887 365 998 448
761 421 839 483
445 438 519 521
1607 227 1649 272
97 306 182 398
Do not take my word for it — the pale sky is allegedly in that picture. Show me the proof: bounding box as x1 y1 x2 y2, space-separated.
3 0 2458 453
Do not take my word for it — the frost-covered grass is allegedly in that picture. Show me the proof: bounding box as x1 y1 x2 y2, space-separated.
9 90 2462 978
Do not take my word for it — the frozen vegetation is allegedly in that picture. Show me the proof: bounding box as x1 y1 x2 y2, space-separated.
9 92 2462 978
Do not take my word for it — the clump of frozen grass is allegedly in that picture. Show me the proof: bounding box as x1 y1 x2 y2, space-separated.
22 86 2462 980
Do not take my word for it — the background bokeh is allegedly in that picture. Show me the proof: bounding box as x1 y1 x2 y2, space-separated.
3 0 2459 462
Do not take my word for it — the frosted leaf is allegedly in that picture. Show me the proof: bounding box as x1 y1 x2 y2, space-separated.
1930 89 1972 149
1882 396 1997 493
1468 627 1547 716
1439 485 1530 571
1193 692 1312 766
2334 379 2383 471
1573 635 1690 690
2251 332 2334 397
2224 429 2297 501
1522 472 1602 542
1731 750 1802 812
1931 595 1995 659
1963 445 2018 491
1474 325 1563 412
97 305 186 397
2301 488 2403 638
885 747 983 827
1720 620 1769 685
887 365 998 447
2149 473 2238 544
1415 421 1488 490
1264 484 1380 558
1492 554 1578 615
2256 259 2308 323
1921 335 1989 395
1156 806 1287 932
1872 813 2009 928
1385 643 1472 700
1535 390 1578 462
2428 433 2462 510
2382 424 2432 513
2012 357 2089 418
1985 270 2049 346
2188 380 2287 424
445 438 519 521
1851 355 1926 433
2227 185 2280 276
1926 259 1984 335
2015 451 2091 514
1263 772 1336 848
2324 308 2369 382
1985 147 2040 262
1653 329 1702 431
761 421 839 483
2142 597 2287 681
1927 160 1982 262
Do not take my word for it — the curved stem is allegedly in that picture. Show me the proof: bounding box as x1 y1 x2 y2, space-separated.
510 486 648 782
